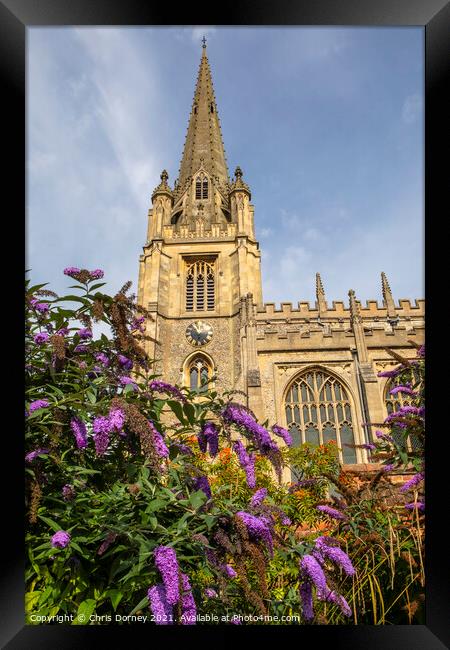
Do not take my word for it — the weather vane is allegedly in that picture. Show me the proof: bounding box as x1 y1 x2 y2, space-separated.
202 36 207 48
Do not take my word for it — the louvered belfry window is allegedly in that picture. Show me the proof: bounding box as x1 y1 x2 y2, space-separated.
195 174 208 199
285 369 357 468
195 179 202 199
185 258 215 312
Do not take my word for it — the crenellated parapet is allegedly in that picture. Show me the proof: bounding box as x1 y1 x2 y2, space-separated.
160 222 238 241
253 282 424 352
256 298 424 319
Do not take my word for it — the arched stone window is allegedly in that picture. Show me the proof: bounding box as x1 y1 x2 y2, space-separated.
185 354 213 393
384 377 422 451
185 257 215 312
195 173 208 200
284 369 357 465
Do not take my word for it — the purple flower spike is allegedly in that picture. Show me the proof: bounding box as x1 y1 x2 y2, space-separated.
25 448 49 463
51 530 71 549
300 581 314 621
222 564 237 578
405 501 425 512
148 421 169 459
28 399 50 414
250 488 268 508
316 505 348 521
400 472 424 493
64 267 81 277
118 354 133 371
389 385 417 397
233 440 256 488
314 537 355 576
377 367 402 378
180 573 197 625
62 484 75 501
148 584 173 625
271 424 293 446
200 422 219 458
149 380 186 402
89 269 104 280
193 476 212 500
154 546 180 606
236 511 273 556
70 417 88 449
299 554 328 599
95 352 110 366
325 590 353 617
34 332 49 345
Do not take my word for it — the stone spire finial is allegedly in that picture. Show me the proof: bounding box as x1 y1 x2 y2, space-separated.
230 165 251 197
348 289 362 324
381 271 397 319
151 169 173 201
202 35 207 49
315 273 327 314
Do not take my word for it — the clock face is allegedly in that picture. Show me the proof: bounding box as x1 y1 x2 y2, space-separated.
186 321 213 346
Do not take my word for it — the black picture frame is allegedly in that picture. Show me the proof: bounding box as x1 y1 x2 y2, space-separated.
3 0 448 647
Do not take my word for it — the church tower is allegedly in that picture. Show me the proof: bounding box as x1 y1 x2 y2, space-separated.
137 39 424 469
137 40 264 408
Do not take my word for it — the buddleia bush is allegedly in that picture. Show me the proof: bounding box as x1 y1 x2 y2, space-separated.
25 268 423 625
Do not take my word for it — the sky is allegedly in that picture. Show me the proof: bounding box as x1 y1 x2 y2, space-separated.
27 26 424 307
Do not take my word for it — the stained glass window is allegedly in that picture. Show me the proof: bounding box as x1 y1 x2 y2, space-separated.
284 369 357 466
187 355 212 393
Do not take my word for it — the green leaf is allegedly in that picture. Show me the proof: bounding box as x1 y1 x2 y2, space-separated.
89 283 107 292
203 514 215 530
86 390 97 404
25 591 42 613
106 589 123 612
129 595 149 616
189 490 207 510
183 402 196 425
167 400 186 424
58 295 90 304
37 515 62 532
146 498 168 512
73 599 96 625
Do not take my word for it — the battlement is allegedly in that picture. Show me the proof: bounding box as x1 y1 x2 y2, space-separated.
162 222 237 241
256 298 425 320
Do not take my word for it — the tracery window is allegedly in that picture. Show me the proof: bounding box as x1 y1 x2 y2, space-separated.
195 174 208 199
185 258 215 312
284 369 357 467
187 355 213 393
384 376 422 451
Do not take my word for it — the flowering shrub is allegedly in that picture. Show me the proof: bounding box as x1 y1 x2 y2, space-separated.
25 270 424 625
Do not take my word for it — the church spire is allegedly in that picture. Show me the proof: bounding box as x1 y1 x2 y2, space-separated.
176 41 229 196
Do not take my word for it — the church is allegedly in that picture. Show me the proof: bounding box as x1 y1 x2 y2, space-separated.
137 41 425 470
